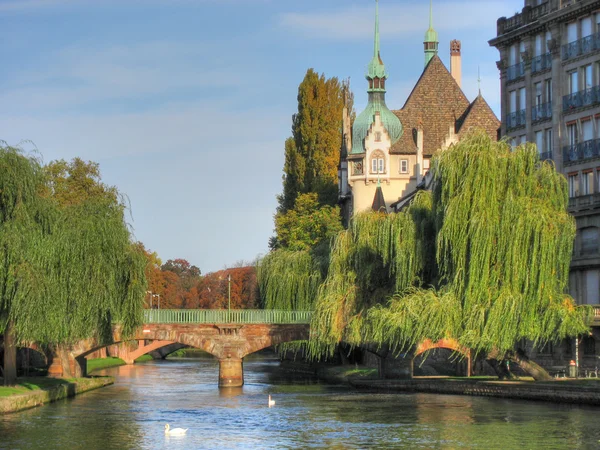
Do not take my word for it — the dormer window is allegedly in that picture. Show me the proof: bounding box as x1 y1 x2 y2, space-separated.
371 150 385 174
371 158 384 174
400 159 409 174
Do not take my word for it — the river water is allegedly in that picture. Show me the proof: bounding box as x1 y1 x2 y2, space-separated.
1 353 600 449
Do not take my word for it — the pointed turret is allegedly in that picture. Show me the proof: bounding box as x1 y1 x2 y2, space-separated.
351 0 402 154
424 0 439 67
366 0 387 88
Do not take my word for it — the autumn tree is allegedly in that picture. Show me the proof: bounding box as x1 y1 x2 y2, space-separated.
1 147 146 384
161 259 201 308
197 267 258 310
43 158 119 206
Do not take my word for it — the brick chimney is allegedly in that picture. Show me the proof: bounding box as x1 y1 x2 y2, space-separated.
450 40 462 88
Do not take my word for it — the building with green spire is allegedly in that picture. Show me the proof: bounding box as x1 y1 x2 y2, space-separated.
342 0 403 215
339 0 500 222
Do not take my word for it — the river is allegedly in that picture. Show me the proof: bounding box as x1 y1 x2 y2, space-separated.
1 352 599 449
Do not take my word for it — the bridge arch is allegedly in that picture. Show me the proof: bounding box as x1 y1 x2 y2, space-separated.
414 338 471 377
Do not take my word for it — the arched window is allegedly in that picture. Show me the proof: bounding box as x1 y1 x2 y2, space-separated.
370 150 385 174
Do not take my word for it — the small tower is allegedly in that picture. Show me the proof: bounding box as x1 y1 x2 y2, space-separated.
424 0 439 66
450 40 462 87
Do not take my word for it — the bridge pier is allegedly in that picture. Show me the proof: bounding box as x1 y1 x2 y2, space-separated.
218 358 244 387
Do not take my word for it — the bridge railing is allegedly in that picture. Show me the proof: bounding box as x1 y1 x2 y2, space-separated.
143 309 312 324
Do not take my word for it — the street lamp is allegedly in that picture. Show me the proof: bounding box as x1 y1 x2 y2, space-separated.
228 274 231 322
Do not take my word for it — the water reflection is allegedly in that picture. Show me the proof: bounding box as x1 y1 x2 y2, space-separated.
1 353 600 449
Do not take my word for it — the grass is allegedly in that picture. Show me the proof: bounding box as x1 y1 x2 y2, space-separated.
322 365 379 379
0 377 77 398
87 355 153 373
87 357 125 373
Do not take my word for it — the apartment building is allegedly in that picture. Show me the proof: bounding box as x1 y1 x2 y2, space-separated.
490 0 600 369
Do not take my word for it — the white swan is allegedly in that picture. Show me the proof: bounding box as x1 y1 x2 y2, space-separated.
165 424 188 435
268 394 275 407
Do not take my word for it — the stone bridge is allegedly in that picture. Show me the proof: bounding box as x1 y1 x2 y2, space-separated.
41 309 472 386
48 310 310 387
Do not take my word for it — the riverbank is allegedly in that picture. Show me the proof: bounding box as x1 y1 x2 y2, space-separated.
281 361 600 406
349 377 600 406
0 355 155 414
0 376 113 414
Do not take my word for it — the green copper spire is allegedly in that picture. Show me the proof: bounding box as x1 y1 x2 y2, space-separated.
351 0 403 154
366 0 387 87
424 0 439 66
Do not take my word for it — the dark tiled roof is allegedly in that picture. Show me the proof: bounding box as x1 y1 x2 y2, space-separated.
390 55 498 156
371 185 387 213
456 94 501 139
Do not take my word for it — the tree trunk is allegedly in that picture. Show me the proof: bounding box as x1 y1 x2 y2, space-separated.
3 321 17 386
364 343 389 379
486 358 515 380
507 349 553 381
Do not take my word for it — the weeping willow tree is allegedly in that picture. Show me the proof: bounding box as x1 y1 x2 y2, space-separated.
257 249 322 311
0 144 146 385
308 191 433 358
308 131 590 379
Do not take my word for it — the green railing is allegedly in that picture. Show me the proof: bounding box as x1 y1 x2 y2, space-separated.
143 309 312 324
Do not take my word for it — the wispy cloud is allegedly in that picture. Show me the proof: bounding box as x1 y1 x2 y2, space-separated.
2 40 248 113
280 1 519 40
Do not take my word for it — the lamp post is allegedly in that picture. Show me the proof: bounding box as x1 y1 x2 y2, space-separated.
228 274 231 322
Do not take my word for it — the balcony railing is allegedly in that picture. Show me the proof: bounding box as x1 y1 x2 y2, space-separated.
568 193 600 211
531 52 552 73
507 62 525 82
563 85 600 113
498 2 549 35
506 109 526 130
562 32 600 61
563 138 600 164
539 151 553 161
532 102 552 122
593 306 600 325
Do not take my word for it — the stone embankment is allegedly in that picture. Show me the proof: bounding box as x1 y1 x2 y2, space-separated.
349 378 600 406
0 377 113 414
281 361 600 405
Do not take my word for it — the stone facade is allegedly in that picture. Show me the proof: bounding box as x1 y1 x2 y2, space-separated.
490 0 600 369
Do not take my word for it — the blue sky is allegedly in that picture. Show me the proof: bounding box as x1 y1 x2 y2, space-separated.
1 0 523 274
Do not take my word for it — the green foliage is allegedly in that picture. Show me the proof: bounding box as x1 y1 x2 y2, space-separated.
0 144 146 347
257 249 322 311
307 131 590 360
273 193 343 252
308 197 430 358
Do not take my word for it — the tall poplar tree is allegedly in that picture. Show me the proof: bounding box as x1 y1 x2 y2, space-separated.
278 69 348 212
